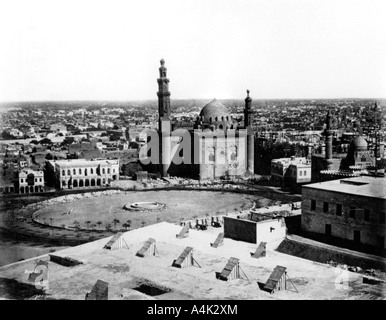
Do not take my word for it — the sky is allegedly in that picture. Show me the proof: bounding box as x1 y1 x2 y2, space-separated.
0 0 385 101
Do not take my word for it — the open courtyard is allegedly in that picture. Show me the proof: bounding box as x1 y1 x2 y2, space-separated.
34 190 278 231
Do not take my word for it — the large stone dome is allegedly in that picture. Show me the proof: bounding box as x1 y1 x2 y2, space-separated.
199 99 230 123
351 136 368 151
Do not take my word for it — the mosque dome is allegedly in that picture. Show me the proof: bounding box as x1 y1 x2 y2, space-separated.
199 99 230 123
351 136 368 151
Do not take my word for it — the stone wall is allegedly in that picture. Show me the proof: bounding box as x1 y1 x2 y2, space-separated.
224 216 287 247
224 217 257 243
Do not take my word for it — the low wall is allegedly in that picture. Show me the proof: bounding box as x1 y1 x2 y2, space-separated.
224 216 287 247
224 217 257 243
256 218 286 250
277 237 386 271
49 254 83 267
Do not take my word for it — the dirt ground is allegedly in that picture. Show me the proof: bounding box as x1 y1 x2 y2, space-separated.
34 190 269 230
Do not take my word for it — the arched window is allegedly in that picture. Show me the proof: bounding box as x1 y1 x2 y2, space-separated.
102 168 105 174
79 168 82 174
73 169 76 174
67 169 71 176
62 170 65 176
90 168 93 174
107 168 111 174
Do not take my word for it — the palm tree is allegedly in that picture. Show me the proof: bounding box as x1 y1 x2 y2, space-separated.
126 220 132 229
85 220 91 229
122 223 130 230
112 218 120 230
105 223 112 232
96 221 102 229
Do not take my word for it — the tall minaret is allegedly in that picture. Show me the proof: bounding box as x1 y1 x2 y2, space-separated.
325 110 333 164
157 59 171 177
244 90 254 173
157 59 171 120
244 90 253 127
374 101 380 158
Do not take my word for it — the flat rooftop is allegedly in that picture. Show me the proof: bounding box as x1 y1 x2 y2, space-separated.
0 222 383 300
303 176 386 200
48 159 118 167
272 157 310 166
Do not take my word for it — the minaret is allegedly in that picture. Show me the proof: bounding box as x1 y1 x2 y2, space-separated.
374 101 380 158
244 90 253 127
157 59 171 177
244 90 254 173
157 59 171 120
325 110 333 168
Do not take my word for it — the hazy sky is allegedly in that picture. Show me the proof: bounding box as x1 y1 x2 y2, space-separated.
0 0 385 101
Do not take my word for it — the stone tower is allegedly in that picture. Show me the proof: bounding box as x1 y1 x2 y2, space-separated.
325 110 334 169
244 90 253 127
157 59 171 177
157 59 171 120
244 90 254 173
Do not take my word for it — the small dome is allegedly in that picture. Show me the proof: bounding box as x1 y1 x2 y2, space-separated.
199 99 230 123
351 136 367 151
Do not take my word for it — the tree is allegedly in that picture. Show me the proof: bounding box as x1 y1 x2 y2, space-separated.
141 220 146 228
96 221 102 229
45 153 54 160
122 223 130 230
105 223 112 231
85 220 91 229
126 220 132 228
73 220 80 228
112 218 120 230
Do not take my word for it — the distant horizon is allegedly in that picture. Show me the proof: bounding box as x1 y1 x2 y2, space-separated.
0 97 385 105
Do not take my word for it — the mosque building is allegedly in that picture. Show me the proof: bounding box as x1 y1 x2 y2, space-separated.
148 59 255 180
311 110 378 182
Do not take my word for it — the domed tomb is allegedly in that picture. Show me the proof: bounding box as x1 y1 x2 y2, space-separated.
350 136 368 151
195 99 236 130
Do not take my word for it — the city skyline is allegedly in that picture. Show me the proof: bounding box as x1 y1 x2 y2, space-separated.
1 0 386 102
